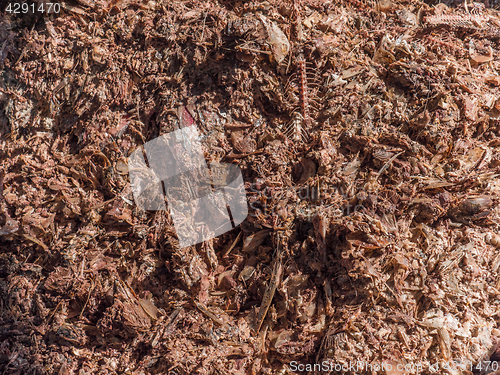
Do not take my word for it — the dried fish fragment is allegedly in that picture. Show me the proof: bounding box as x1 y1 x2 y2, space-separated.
424 13 489 28
283 112 309 143
256 14 290 64
242 230 270 253
5 0 500 372
447 196 496 223
0 217 18 236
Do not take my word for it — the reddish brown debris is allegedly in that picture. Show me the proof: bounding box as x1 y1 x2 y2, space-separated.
1 0 500 374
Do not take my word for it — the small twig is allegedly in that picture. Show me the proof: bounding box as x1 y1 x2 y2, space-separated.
79 280 95 318
199 11 208 42
377 151 404 177
194 300 224 325
223 230 242 257
234 44 271 55
252 255 283 333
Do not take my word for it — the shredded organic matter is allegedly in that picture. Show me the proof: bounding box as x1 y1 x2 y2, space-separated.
2 0 500 374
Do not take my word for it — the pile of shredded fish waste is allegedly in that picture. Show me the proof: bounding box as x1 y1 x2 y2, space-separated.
1 0 500 373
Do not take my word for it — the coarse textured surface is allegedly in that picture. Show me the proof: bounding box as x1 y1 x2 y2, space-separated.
1 0 500 374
